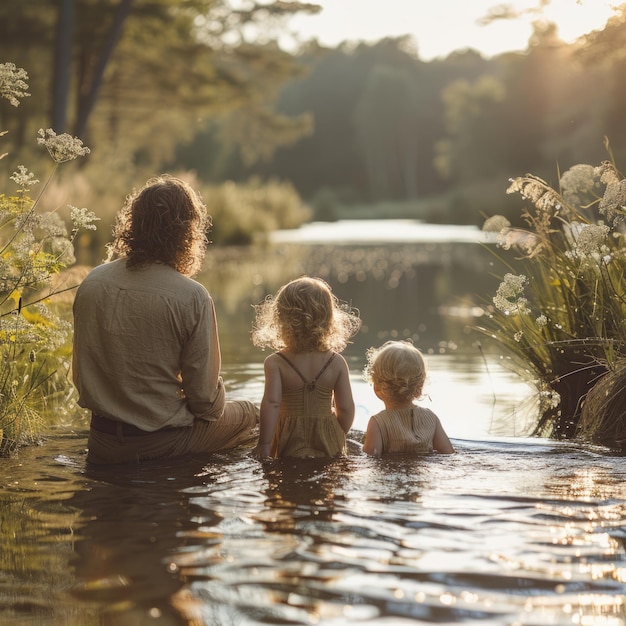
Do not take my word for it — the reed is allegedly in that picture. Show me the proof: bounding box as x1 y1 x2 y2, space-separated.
577 358 626 450
479 156 626 444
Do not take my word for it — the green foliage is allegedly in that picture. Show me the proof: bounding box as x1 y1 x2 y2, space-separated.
0 62 96 454
355 64 421 199
203 177 311 245
310 187 339 222
0 0 315 181
435 75 507 183
479 157 626 442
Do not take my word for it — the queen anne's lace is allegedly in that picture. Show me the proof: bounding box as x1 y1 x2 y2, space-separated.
493 273 529 316
37 128 90 163
0 62 29 107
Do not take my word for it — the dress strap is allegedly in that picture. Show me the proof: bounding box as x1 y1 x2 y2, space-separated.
277 352 337 391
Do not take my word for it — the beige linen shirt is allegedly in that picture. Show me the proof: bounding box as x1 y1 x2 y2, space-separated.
72 259 224 430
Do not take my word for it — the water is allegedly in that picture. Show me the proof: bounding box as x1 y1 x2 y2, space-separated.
3 424 625 625
1 221 625 625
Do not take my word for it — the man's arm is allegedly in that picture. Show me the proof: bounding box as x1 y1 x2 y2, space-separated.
181 290 224 419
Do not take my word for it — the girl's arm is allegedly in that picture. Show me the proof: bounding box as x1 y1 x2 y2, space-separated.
333 356 355 433
433 418 455 453
252 356 282 459
363 418 383 455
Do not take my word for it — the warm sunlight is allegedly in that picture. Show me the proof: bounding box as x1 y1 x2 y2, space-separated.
516 0 616 41
284 0 619 59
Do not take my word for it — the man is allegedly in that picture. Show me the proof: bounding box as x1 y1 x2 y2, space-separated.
73 175 258 464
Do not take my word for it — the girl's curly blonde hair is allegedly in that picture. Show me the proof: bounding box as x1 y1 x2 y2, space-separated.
251 276 361 353
107 174 210 277
364 340 426 402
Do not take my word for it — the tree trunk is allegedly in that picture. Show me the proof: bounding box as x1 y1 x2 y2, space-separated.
74 0 135 140
52 0 74 132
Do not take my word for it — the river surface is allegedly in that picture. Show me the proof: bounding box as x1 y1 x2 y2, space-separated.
1 221 625 625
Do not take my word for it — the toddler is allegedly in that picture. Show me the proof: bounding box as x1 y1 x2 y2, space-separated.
251 276 361 459
363 340 455 455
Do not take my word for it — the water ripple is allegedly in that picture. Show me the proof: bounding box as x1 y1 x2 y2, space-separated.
0 435 625 624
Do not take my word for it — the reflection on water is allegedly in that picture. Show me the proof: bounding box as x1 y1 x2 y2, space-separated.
205 235 508 364
0 432 624 625
1 226 625 624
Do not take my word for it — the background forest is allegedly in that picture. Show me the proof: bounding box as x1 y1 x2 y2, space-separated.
2 0 626 257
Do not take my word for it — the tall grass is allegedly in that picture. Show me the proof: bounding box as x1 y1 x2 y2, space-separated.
479 157 626 444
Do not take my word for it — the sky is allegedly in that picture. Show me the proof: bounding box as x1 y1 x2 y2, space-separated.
281 0 618 60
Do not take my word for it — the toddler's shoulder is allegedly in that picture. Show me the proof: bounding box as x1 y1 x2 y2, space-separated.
369 408 391 421
414 405 441 423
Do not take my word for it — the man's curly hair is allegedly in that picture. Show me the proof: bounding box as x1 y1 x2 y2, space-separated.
251 276 361 353
364 340 426 402
107 175 210 276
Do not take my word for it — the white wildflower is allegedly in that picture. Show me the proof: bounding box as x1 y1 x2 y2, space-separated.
493 273 529 315
69 206 100 231
483 215 511 233
496 228 542 256
0 63 30 107
595 161 620 185
48 236 76 266
559 164 601 208
10 165 39 191
37 129 90 163
598 179 626 226
14 210 40 234
568 223 610 258
536 314 547 327
39 212 68 238
514 331 524 342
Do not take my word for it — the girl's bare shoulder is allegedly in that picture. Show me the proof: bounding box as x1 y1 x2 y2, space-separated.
263 352 283 369
331 351 349 369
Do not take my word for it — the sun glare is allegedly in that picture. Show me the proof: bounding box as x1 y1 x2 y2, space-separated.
507 0 616 42
283 0 619 60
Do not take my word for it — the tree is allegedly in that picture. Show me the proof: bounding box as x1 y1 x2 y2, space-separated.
354 64 421 200
435 75 507 184
0 0 319 175
577 5 626 166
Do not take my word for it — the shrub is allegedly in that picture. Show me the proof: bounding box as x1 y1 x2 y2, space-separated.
0 63 97 454
479 158 626 443
310 187 339 222
202 177 311 245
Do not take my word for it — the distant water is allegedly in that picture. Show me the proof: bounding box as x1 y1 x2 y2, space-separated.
270 219 497 245
2 222 623 625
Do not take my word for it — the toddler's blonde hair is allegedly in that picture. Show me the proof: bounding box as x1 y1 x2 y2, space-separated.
251 276 361 352
364 340 426 402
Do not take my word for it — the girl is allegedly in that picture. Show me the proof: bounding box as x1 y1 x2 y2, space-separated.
251 276 361 459
363 340 455 455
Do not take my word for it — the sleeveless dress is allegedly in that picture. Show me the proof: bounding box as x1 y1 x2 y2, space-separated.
371 406 440 454
271 352 347 458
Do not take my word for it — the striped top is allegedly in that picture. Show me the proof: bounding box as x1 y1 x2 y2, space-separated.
371 406 440 454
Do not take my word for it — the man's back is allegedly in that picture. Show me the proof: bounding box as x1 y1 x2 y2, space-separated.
72 259 221 429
